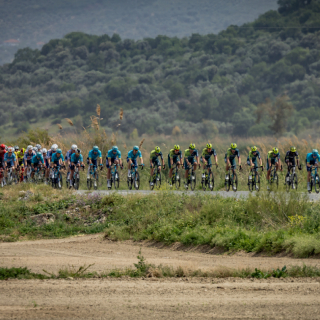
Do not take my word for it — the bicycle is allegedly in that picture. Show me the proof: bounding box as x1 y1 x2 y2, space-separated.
268 164 279 191
71 165 84 190
128 164 143 190
185 164 198 191
24 165 32 183
170 164 181 189
109 163 121 190
51 165 65 189
0 168 6 187
201 164 216 191
149 165 162 190
225 165 238 192
6 167 17 185
285 164 299 191
33 166 45 184
248 166 263 192
87 164 101 190
309 166 319 194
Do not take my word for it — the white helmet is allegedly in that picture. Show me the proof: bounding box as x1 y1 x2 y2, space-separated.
33 147 37 152
41 148 47 154
71 144 77 151
51 144 58 151
36 144 42 150
27 145 33 150
8 147 14 152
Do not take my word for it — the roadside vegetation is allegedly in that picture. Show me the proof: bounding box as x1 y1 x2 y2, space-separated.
1 183 320 258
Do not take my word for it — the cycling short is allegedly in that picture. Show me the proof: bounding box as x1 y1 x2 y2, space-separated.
106 157 117 168
200 157 212 165
184 158 195 169
286 157 296 167
6 162 13 168
168 155 180 169
267 157 278 170
127 157 138 168
88 159 98 167
151 159 161 168
225 157 236 167
247 160 258 167
306 159 317 172
26 159 32 166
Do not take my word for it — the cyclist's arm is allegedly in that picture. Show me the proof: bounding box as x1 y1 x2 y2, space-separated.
140 157 144 165
108 157 112 166
227 157 231 166
249 158 253 167
214 155 218 165
259 157 262 166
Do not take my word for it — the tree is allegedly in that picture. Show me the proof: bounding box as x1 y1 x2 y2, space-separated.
256 95 294 135
278 0 312 15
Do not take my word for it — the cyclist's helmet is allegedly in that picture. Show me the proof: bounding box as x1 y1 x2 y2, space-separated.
312 149 318 155
174 145 180 151
189 143 195 150
27 145 33 151
51 144 58 151
71 144 77 151
206 143 212 149
272 147 279 154
33 147 38 152
93 146 99 152
56 149 62 154
133 146 139 151
36 152 42 158
155 146 161 153
14 146 19 151
76 148 81 154
8 147 14 152
42 148 47 154
251 146 257 152
5 145 8 151
112 146 118 151
36 144 41 150
0 144 5 149
290 146 296 152
230 143 237 149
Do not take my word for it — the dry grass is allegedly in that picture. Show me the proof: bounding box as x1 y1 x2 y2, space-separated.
119 108 123 120
65 118 74 126
57 124 62 130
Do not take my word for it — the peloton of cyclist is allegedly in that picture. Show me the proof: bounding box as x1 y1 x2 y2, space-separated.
266 147 282 190
31 152 44 179
306 149 320 191
184 143 199 188
149 146 165 187
69 148 85 189
127 146 144 179
41 148 50 183
201 143 218 179
168 145 182 184
87 146 103 180
106 146 122 189
51 149 65 167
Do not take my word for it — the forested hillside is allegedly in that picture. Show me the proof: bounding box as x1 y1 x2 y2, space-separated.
0 0 277 64
0 0 320 138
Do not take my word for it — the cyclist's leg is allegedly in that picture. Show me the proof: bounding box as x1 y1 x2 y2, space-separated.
69 164 75 186
266 158 272 181
127 157 133 177
184 159 189 182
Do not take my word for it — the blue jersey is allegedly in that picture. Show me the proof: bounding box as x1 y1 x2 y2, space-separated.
46 149 56 160
65 149 75 161
71 153 83 163
88 149 102 161
24 150 35 161
52 153 64 163
32 155 44 165
4 153 16 165
306 153 320 163
107 149 121 159
127 149 142 160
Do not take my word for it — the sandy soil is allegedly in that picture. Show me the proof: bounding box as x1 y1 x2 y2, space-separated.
1 234 320 319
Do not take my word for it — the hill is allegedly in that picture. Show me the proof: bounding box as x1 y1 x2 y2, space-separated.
0 0 278 64
0 0 320 139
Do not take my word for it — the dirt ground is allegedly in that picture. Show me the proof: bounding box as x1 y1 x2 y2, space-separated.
1 234 320 319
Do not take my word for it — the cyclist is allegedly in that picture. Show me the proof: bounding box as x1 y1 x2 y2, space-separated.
51 148 65 167
15 147 25 182
285 146 300 182
149 146 165 187
65 144 77 184
306 149 320 191
41 148 50 183
23 146 36 181
247 146 263 182
201 143 218 179
35 144 42 152
31 152 44 179
168 145 182 184
3 147 16 184
127 146 144 178
69 148 85 189
266 147 282 190
225 143 242 180
0 144 6 182
87 146 103 180
184 143 199 188
106 146 122 189
47 144 58 181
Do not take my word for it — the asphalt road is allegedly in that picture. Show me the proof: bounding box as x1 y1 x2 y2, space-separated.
75 189 320 201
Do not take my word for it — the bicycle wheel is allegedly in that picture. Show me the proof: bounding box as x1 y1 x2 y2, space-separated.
94 173 99 190
274 173 279 189
134 171 140 190
292 173 298 190
254 172 260 192
114 172 119 189
174 172 180 190
58 173 62 189
1 177 6 188
149 175 155 190
225 174 230 192
285 174 291 192
201 175 206 191
87 178 92 190
190 171 196 191
310 177 314 193
155 172 161 189
232 172 238 192
315 174 319 194
248 175 253 192
209 171 214 191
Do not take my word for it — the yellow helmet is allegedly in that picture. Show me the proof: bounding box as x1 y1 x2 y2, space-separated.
189 143 195 150
251 146 257 152
206 143 212 149
230 143 237 149
290 146 296 152
273 147 279 154
155 146 161 153
174 145 180 151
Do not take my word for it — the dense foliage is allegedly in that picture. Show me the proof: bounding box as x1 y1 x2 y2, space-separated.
0 0 320 137
0 0 278 64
